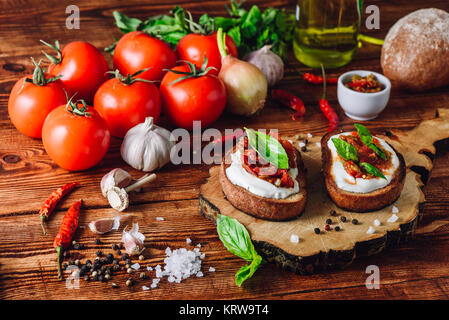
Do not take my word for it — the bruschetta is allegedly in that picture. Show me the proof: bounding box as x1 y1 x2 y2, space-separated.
321 124 406 212
219 128 307 221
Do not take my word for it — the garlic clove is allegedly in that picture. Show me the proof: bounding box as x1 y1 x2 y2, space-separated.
107 187 129 212
88 214 133 234
122 223 145 256
101 168 134 197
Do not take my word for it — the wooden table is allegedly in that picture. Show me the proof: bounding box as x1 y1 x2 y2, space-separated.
1 0 449 300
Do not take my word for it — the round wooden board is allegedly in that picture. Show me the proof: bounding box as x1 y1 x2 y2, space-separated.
199 109 449 274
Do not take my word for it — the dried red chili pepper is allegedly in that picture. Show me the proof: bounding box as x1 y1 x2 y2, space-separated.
271 89 306 120
53 200 81 279
39 182 79 235
302 72 338 85
319 65 339 132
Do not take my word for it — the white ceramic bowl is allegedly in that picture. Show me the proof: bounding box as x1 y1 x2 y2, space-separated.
337 70 391 121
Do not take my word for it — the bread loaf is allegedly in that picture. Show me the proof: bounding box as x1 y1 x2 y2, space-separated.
381 8 449 91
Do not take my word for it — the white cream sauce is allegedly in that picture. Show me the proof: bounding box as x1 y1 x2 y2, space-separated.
225 149 299 199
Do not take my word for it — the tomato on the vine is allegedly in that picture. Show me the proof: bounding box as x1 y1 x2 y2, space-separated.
8 58 67 138
113 31 177 82
160 59 226 130
42 98 111 171
176 32 238 74
41 40 109 103
94 69 161 138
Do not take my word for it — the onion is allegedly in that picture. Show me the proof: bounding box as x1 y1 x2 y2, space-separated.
217 28 268 116
244 45 284 87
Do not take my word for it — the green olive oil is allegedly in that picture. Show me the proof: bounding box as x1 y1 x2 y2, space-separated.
293 0 361 68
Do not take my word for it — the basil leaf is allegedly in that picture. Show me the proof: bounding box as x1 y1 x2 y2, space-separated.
354 123 373 146
227 26 242 47
216 214 255 262
235 255 263 287
354 124 387 160
369 143 387 160
113 11 142 33
359 162 387 180
244 128 289 169
331 138 358 162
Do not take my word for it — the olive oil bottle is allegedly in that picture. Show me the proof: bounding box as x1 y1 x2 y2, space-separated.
293 0 361 68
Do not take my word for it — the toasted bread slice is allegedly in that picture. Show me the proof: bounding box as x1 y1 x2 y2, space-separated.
219 147 307 221
321 131 406 212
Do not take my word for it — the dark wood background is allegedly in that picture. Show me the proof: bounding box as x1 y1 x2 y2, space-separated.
1 0 449 300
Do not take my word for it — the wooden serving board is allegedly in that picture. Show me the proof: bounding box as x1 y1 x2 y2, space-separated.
199 109 449 275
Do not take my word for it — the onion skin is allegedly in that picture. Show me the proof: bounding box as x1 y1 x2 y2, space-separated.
219 55 268 116
244 45 284 87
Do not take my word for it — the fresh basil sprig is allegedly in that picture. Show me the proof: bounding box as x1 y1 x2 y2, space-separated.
359 162 387 180
216 214 264 287
354 123 387 160
244 127 289 169
331 138 358 162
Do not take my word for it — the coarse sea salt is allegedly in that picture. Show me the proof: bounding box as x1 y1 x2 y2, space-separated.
290 234 299 243
298 141 306 148
156 217 165 221
307 133 313 139
131 263 140 270
209 267 215 272
186 238 192 244
374 219 381 227
367 226 375 234
147 266 153 271
154 246 205 284
316 142 321 147
392 206 399 214
387 214 399 223
142 285 150 291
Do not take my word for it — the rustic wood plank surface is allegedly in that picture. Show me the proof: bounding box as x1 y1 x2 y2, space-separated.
0 0 449 300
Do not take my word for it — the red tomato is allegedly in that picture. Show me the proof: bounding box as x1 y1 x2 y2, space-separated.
160 64 226 130
42 102 111 171
176 32 238 74
45 41 109 103
8 70 67 138
113 31 176 82
94 77 161 138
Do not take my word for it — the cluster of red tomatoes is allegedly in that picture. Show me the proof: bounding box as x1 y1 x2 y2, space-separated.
8 31 237 171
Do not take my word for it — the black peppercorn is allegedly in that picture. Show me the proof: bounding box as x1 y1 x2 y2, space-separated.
330 210 336 216
62 263 68 270
95 239 101 245
122 253 129 261
301 146 307 152
326 218 332 225
106 253 114 264
92 274 99 281
314 228 320 234
125 258 131 265
96 250 103 257
340 216 347 222
99 275 106 282
73 243 80 250
335 226 341 232
116 250 122 256
112 244 119 251
352 219 359 225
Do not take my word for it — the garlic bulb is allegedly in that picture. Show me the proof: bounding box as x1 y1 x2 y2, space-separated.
244 45 284 87
120 117 174 171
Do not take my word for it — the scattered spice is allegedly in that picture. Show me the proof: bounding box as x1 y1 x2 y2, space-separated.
352 219 359 225
324 224 330 231
314 228 320 234
271 89 306 120
53 200 82 279
340 216 347 222
330 210 337 216
39 182 79 235
326 218 332 225
335 226 341 232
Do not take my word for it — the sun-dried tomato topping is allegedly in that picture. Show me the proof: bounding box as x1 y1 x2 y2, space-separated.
239 133 296 188
339 133 391 179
